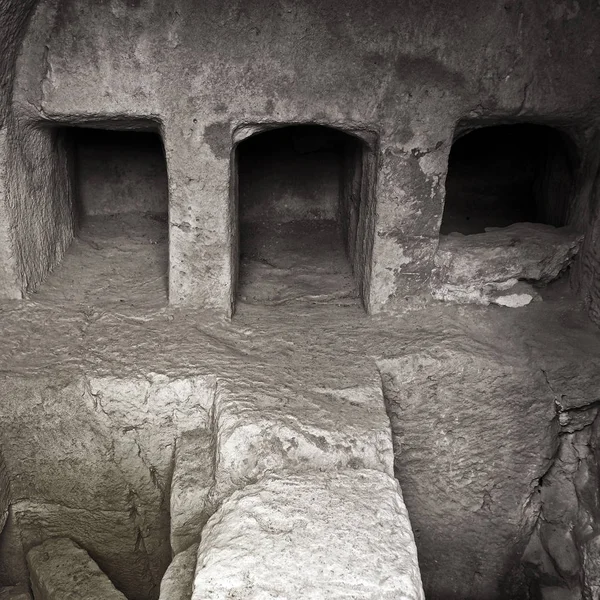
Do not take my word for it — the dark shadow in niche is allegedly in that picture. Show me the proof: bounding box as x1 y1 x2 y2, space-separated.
232 124 375 311
441 124 577 235
33 126 169 308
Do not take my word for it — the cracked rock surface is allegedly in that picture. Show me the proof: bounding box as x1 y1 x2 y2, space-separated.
27 537 127 600
0 277 599 599
192 470 423 600
432 223 584 306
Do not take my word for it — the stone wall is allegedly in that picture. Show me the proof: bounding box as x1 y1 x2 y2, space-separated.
0 0 38 299
0 0 597 317
74 129 168 217
0 374 216 600
0 3 600 600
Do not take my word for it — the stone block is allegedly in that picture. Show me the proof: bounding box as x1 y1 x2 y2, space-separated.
212 376 394 502
159 544 198 600
432 224 583 305
378 340 558 598
191 470 424 600
26 538 127 600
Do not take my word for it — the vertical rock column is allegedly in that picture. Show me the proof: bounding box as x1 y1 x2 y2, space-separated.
166 121 235 314
367 138 449 313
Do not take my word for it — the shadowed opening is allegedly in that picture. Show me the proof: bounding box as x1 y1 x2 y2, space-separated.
232 125 374 310
441 124 576 235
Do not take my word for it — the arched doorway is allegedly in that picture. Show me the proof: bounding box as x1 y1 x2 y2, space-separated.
233 125 374 309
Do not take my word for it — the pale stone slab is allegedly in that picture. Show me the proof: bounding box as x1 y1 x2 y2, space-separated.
212 376 395 502
26 538 127 600
192 470 424 600
432 223 583 305
159 544 198 600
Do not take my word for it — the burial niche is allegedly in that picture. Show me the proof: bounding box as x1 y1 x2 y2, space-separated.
234 125 373 308
441 123 576 235
36 126 169 306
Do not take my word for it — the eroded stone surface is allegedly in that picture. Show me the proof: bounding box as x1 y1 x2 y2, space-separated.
170 430 213 554
3 500 167 598
192 470 424 600
523 403 600 599
379 340 558 598
212 374 394 502
1 288 600 598
432 224 584 306
26 538 127 600
0 587 31 600
159 544 198 600
2 0 600 314
0 374 214 600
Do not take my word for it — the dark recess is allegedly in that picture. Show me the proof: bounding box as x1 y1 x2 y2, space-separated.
441 124 576 235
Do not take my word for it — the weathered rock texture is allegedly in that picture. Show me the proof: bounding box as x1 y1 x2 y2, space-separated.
522 387 600 599
378 305 600 599
192 471 423 600
26 538 127 600
0 0 600 597
0 587 31 600
0 288 599 598
162 371 417 599
432 223 584 306
379 351 556 598
159 544 198 600
0 374 215 600
0 0 598 319
211 374 394 503
170 430 213 555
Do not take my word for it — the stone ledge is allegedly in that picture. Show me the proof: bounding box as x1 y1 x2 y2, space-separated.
191 469 424 600
26 538 127 600
432 223 583 306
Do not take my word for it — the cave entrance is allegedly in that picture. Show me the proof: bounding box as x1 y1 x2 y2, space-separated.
440 124 576 235
233 125 374 309
35 126 169 306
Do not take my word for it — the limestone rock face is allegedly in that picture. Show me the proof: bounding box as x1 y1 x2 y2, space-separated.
191 470 424 600
0 587 31 600
432 224 583 305
0 374 214 600
212 376 394 502
26 538 127 600
378 339 558 598
159 544 198 600
523 406 600 599
170 430 213 554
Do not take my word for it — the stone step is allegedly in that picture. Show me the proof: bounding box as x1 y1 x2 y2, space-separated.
190 470 424 600
26 538 127 600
